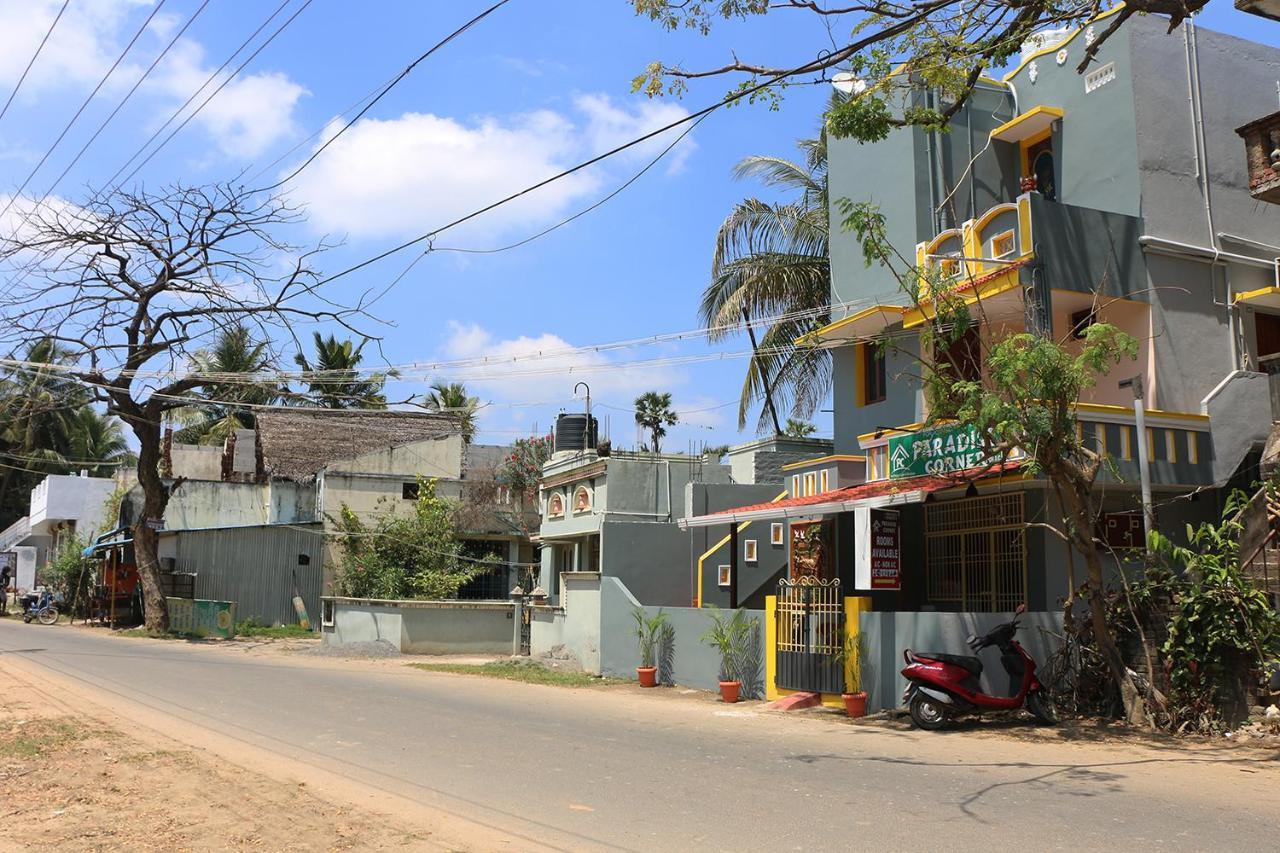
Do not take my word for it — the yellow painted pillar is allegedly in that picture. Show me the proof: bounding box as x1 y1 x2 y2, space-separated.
764 595 778 701
844 596 872 694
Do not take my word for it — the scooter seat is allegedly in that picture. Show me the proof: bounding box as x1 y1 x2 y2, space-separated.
916 652 983 675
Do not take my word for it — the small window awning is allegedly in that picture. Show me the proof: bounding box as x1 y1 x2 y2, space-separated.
798 304 909 348
678 464 1021 528
990 105 1063 143
1234 285 1280 310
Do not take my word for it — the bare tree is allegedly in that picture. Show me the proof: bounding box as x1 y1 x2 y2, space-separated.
0 183 370 632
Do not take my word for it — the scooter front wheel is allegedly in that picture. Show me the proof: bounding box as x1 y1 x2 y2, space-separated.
909 693 950 730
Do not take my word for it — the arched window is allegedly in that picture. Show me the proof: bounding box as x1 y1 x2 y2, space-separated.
548 493 565 518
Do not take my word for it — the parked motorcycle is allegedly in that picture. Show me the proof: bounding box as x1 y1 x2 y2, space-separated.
900 605 1057 730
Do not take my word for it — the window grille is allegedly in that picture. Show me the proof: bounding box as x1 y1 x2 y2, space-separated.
925 493 1026 612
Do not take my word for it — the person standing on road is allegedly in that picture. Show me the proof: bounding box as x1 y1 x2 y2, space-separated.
0 561 11 615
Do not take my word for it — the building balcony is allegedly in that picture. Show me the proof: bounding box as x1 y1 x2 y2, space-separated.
1235 109 1280 205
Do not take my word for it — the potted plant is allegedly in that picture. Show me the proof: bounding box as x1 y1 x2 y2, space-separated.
701 606 752 703
633 607 668 687
836 630 870 718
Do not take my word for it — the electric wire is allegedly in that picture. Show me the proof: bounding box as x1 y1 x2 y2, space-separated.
0 0 72 126
255 0 513 193
0 0 171 224
40 0 213 202
113 0 316 190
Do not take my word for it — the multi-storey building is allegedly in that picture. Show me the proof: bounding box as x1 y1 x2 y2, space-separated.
686 11 1280 624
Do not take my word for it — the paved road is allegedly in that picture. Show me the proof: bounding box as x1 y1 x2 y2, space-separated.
1 621 1276 851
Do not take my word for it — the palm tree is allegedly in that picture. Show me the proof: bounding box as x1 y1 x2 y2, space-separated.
174 324 281 444
65 408 133 476
701 93 842 433
421 381 479 443
293 333 390 409
634 391 678 454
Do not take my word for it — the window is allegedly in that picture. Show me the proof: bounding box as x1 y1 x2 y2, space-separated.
745 540 758 563
770 523 784 546
401 482 419 500
925 493 1026 612
861 343 887 405
717 565 732 587
936 323 981 385
803 472 817 496
1100 512 1143 549
820 470 829 493
1069 309 1096 339
868 445 888 480
990 230 1016 260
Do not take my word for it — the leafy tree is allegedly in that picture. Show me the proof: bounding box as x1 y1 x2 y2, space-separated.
702 100 837 433
783 419 817 438
421 381 479 443
500 434 553 501
174 324 281 444
634 391 678 454
65 409 133 477
632 1 1205 143
294 333 390 409
330 478 487 600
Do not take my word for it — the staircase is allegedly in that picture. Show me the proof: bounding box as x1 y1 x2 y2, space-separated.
1242 489 1280 600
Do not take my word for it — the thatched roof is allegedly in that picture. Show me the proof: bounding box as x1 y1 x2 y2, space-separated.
255 409 460 481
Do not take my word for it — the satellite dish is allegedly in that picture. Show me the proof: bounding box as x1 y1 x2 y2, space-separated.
831 72 867 95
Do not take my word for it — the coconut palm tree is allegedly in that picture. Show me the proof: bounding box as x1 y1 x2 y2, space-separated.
701 94 842 433
634 391 678 454
65 408 133 476
174 323 281 444
293 333 390 409
421 381 479 443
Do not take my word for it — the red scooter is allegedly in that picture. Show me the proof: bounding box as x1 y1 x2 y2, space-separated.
900 605 1057 730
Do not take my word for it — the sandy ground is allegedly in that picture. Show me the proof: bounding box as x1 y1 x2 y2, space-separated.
0 664 455 852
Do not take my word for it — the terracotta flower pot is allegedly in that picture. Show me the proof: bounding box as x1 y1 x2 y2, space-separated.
637 666 658 688
719 680 742 703
842 691 868 718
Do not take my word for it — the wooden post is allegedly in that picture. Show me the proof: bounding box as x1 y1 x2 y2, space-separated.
729 522 739 609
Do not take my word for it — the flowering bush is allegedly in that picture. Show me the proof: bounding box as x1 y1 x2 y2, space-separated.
500 434 553 500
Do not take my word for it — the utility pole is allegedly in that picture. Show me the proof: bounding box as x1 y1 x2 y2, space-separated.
1119 375 1155 551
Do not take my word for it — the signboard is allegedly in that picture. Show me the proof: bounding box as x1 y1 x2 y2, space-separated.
887 423 996 479
854 508 902 591
869 509 901 590
145 517 165 531
167 597 237 639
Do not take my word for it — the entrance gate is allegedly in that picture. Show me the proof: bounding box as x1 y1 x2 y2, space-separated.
775 577 844 693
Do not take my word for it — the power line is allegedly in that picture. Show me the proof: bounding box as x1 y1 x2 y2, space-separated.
113 0 316 190
99 0 295 191
0 0 171 224
256 0 513 193
41 0 213 202
0 0 72 126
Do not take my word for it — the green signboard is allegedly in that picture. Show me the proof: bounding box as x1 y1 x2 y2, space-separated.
887 424 995 479
167 597 237 639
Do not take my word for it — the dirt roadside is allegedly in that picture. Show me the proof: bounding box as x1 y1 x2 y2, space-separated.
0 655 539 852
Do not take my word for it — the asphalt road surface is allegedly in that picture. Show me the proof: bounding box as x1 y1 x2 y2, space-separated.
1 620 1276 851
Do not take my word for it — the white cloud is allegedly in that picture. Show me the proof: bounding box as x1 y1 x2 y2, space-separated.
287 95 694 242
572 93 697 174
0 0 151 94
435 321 685 407
147 40 307 159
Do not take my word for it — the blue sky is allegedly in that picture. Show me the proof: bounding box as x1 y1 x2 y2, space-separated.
0 1 1273 450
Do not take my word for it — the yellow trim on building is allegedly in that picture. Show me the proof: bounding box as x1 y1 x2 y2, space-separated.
695 490 787 607
780 454 867 472
1002 4 1127 82
858 422 926 444
1017 194 1033 255
798 305 909 347
1233 285 1280 309
902 265 1024 329
990 106 1064 144
1073 402 1210 424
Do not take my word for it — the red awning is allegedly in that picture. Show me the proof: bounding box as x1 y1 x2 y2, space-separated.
678 463 1022 528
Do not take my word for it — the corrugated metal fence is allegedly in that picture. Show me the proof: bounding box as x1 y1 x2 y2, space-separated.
173 524 324 627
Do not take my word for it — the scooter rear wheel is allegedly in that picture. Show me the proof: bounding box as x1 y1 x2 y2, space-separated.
1026 689 1058 726
909 693 950 730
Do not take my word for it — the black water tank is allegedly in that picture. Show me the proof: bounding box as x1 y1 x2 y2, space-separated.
555 413 598 452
